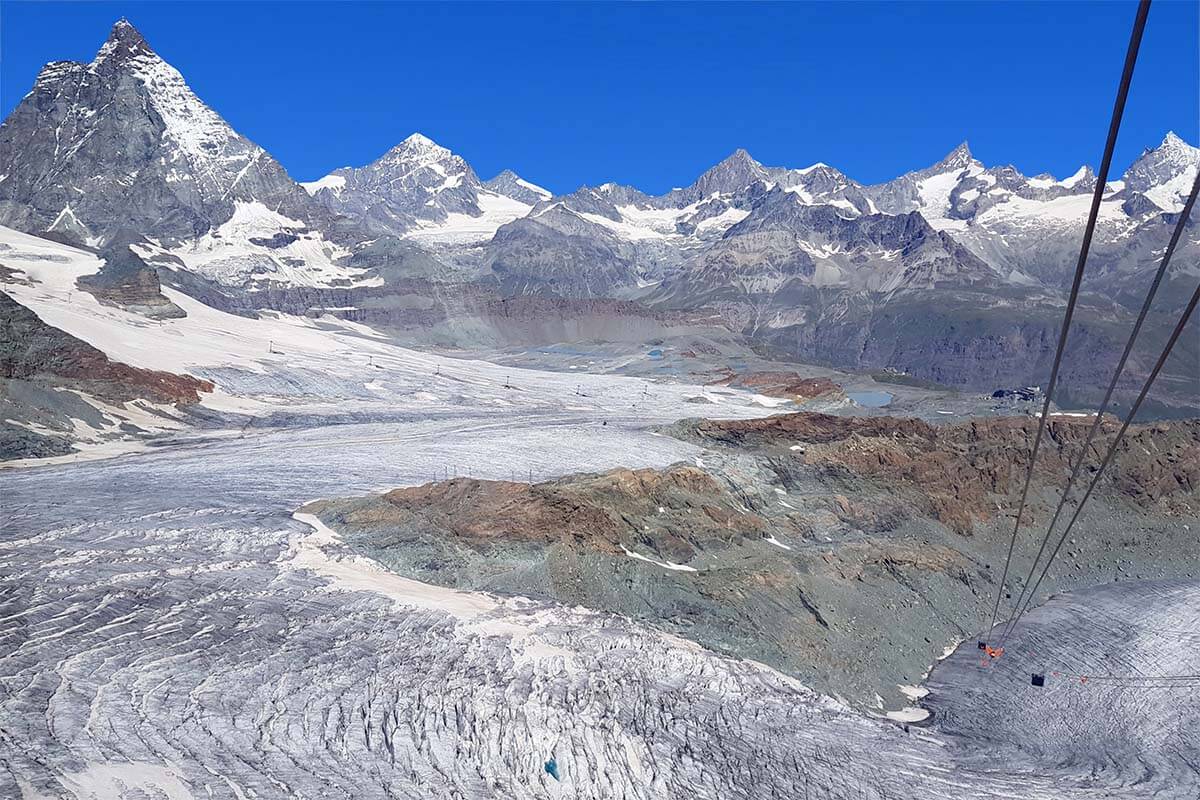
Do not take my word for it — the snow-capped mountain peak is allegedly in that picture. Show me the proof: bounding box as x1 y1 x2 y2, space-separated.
483 169 553 205
0 18 327 252
1120 130 1200 212
676 148 771 202
304 133 489 235
934 141 977 172
94 18 153 63
387 132 456 164
1160 130 1196 156
402 131 439 149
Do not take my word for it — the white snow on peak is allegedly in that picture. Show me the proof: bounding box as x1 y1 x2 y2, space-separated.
797 162 830 175
917 161 982 221
1144 166 1199 213
91 32 255 182
1160 130 1197 156
1061 165 1090 188
1022 165 1089 190
300 173 347 196
370 133 469 187
1027 166 1088 190
405 190 532 245
516 177 552 199
402 132 441 150
389 133 458 166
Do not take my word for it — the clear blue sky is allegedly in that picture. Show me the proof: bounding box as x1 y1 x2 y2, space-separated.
2 1 1196 194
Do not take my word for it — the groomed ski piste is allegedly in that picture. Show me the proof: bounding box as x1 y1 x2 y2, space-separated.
0 225 781 468
1 225 1196 798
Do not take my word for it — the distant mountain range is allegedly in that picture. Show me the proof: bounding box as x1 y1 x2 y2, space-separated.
1 20 1197 409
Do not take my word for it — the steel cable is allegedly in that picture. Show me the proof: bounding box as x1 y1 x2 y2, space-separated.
985 0 1153 639
1000 278 1200 643
1001 169 1200 638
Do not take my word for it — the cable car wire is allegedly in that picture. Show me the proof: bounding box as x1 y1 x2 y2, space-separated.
985 0 1152 639
1000 277 1200 644
1002 169 1200 637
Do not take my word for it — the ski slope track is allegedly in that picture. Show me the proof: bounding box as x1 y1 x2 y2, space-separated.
0 225 775 464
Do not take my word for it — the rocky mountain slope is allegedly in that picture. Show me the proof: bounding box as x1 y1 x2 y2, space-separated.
0 21 324 243
1 19 1197 410
308 411 1199 706
0 291 211 458
303 133 549 243
0 20 372 290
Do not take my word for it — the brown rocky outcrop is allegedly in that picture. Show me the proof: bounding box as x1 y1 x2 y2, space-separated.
707 369 844 402
684 412 1200 533
1 291 212 404
340 464 767 566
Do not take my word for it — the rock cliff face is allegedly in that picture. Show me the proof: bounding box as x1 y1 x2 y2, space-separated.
0 21 327 246
682 411 1200 532
0 291 212 405
76 234 186 318
739 286 1199 413
309 411 1199 707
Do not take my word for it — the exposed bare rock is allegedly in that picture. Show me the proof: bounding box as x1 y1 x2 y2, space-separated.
312 411 1199 708
75 233 185 318
1 291 210 404
681 412 1200 533
340 465 765 567
708 370 844 402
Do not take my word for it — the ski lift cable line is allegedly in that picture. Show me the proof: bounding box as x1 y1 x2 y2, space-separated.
1002 169 1200 634
999 278 1200 645
1074 675 1200 682
985 0 1152 639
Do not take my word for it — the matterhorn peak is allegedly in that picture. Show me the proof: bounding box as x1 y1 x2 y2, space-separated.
110 18 143 41
95 18 155 64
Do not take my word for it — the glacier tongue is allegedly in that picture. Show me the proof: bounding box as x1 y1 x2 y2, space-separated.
1 410 1168 799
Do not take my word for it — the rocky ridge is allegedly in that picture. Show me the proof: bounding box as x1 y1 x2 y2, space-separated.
1 18 1197 410
309 411 1200 706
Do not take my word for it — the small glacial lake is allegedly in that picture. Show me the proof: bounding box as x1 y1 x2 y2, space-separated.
847 390 893 408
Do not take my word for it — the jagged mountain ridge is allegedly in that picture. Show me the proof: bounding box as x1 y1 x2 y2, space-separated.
302 133 551 241
2 19 1197 407
0 21 323 245
3 19 1196 297
471 135 1195 298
